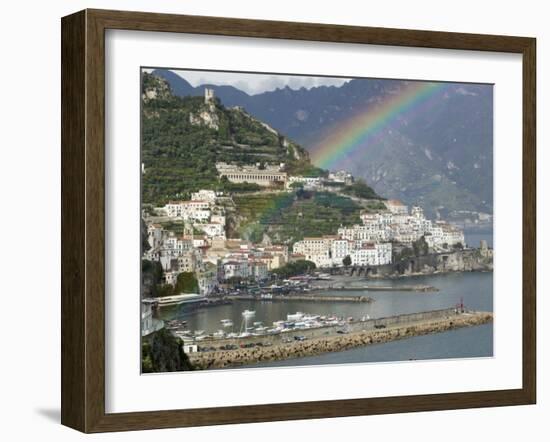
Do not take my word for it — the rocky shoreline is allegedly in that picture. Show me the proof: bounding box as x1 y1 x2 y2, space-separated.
188 311 493 370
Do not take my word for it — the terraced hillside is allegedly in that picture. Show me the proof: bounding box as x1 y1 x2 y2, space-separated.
141 72 323 205
231 191 363 245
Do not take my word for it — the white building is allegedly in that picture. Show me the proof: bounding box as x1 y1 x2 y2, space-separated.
191 189 218 203
249 260 269 281
164 200 211 219
194 222 225 238
223 261 250 280
287 176 321 189
197 263 218 295
328 170 354 185
147 223 164 250
141 300 164 337
350 242 392 266
163 271 179 285
437 222 465 247
385 199 409 215
177 250 202 273
216 162 287 187
292 237 334 268
331 239 352 265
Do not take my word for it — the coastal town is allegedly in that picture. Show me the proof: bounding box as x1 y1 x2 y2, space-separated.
141 157 476 342
140 80 494 372
142 168 467 296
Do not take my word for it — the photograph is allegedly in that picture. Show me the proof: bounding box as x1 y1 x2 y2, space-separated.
139 68 494 373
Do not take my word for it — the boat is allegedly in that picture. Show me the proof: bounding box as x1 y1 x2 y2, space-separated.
213 330 225 338
317 273 332 281
287 312 304 322
147 293 207 307
253 326 268 334
220 319 233 327
302 314 320 321
239 310 256 335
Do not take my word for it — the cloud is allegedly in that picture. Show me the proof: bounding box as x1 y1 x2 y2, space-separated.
168 69 350 95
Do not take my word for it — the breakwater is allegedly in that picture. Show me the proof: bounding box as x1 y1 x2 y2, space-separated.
309 284 438 292
187 308 493 369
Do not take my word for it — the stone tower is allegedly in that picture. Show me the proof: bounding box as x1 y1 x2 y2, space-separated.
204 87 215 104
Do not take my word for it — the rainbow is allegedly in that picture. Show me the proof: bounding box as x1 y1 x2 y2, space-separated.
310 81 448 170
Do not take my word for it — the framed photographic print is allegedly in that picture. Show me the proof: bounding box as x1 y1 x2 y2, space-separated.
61 9 536 433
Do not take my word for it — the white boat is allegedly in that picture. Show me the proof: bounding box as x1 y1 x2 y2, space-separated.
287 312 304 322
220 319 233 327
148 293 206 307
317 273 332 280
303 314 320 321
213 330 225 338
242 310 256 317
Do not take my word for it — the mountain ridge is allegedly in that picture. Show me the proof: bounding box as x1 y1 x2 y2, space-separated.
151 69 493 218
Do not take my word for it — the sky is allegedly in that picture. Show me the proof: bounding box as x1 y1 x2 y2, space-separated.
144 68 350 95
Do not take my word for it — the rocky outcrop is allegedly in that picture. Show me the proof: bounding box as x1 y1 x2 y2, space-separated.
142 328 194 373
348 249 493 278
189 109 220 130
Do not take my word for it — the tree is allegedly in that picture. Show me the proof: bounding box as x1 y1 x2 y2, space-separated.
342 179 382 200
141 329 194 373
395 246 414 262
272 260 316 279
174 272 199 294
289 181 304 190
343 255 352 267
412 236 430 257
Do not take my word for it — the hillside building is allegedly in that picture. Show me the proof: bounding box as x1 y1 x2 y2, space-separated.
216 162 287 186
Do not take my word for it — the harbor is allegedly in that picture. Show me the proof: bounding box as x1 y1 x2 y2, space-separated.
157 272 493 368
229 294 374 303
186 307 493 369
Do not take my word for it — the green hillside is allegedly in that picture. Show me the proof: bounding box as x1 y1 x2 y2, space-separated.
141 72 323 205
231 191 363 245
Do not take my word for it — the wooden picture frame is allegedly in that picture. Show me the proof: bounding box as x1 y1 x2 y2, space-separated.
61 8 536 433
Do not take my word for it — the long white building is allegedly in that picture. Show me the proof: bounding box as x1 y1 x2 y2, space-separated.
216 162 287 186
292 236 392 268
